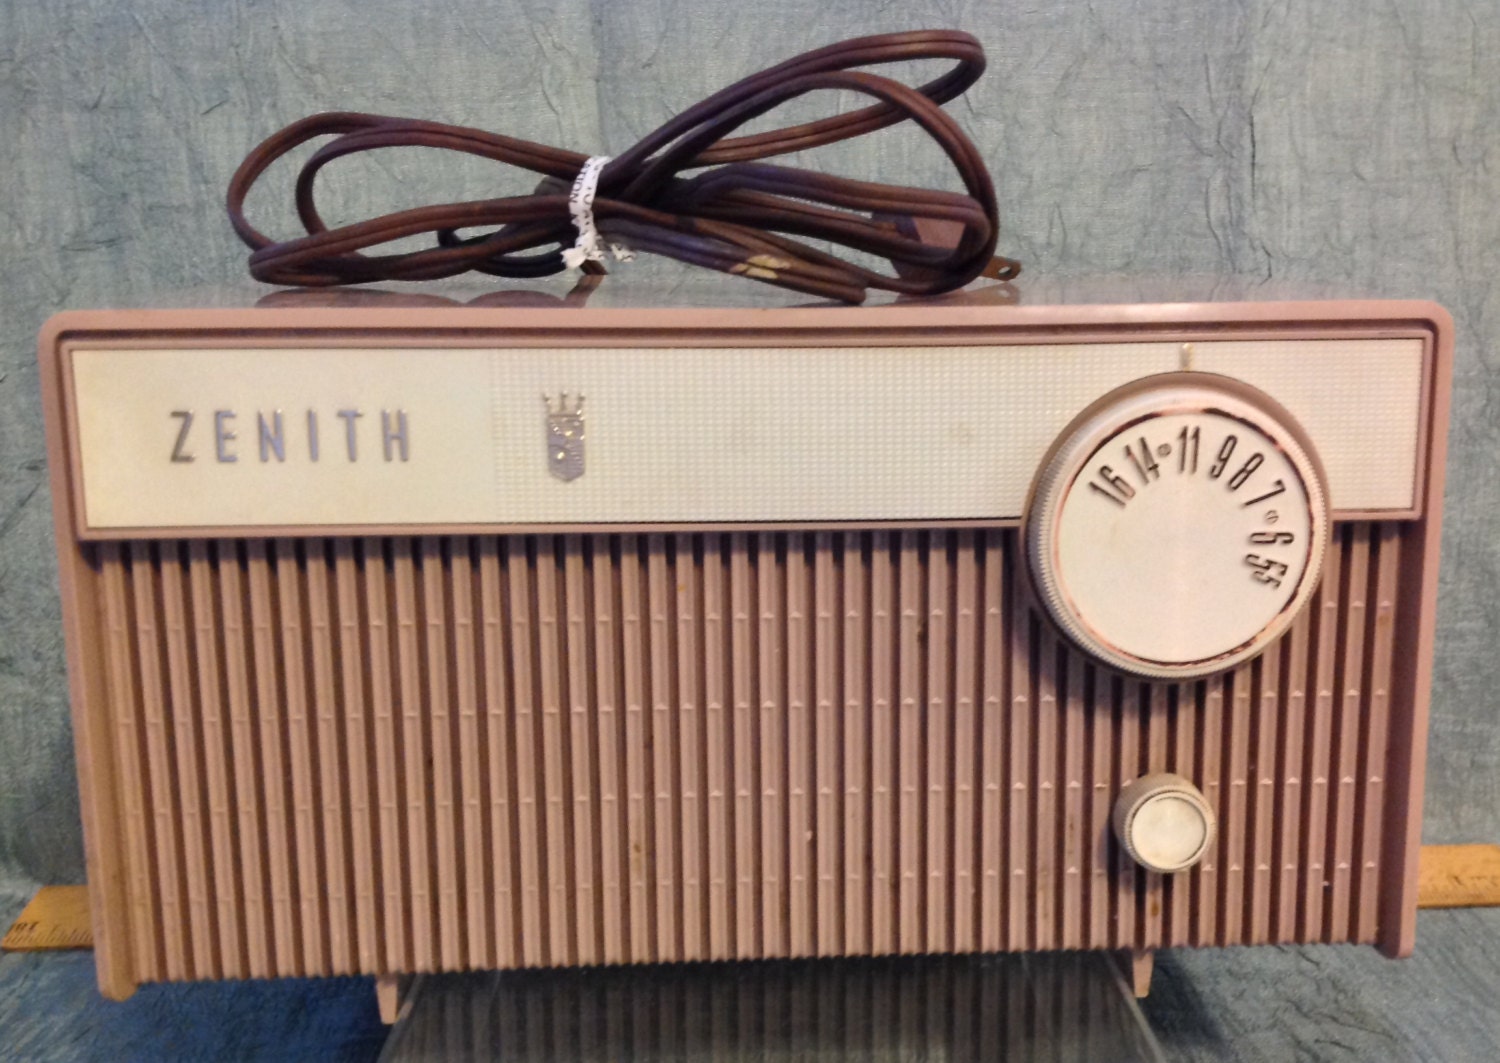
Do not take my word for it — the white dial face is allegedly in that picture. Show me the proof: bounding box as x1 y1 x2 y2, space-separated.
1027 375 1328 679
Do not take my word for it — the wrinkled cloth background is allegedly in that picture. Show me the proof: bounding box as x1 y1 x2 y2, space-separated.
0 1 1496 905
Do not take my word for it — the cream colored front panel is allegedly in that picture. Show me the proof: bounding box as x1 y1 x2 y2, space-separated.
72 348 498 529
69 338 1424 530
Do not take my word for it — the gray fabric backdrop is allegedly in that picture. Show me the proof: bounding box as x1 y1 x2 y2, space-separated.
0 1 1495 894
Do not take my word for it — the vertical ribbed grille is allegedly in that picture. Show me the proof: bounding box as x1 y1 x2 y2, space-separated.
88 525 1402 982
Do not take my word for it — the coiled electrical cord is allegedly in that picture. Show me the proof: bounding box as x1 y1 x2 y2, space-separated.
227 30 1018 303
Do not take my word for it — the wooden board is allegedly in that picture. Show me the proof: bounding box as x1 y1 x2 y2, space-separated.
1 885 93 951
1418 844 1500 909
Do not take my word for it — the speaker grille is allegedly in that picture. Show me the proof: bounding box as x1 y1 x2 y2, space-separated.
87 524 1402 982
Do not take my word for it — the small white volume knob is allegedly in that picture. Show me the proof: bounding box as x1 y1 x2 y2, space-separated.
1112 773 1216 874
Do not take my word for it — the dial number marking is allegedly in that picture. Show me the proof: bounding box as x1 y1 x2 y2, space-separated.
1248 531 1295 545
1084 427 1309 591
1245 530 1297 589
1227 453 1264 489
1209 434 1237 479
1241 479 1288 507
1090 464 1136 505
1244 553 1290 588
1177 426 1200 474
1090 429 1283 510
1127 437 1160 484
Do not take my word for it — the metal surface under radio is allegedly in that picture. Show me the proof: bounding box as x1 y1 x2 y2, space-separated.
38 296 1451 1008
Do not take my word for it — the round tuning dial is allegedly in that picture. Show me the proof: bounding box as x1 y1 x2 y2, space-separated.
1025 372 1329 680
1113 773 1216 873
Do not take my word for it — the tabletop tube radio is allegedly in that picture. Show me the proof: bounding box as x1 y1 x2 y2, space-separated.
39 300 1451 1006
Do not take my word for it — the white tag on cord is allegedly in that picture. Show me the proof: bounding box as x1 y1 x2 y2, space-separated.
563 156 634 269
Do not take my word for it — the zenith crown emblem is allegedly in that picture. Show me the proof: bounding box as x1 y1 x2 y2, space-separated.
543 391 585 482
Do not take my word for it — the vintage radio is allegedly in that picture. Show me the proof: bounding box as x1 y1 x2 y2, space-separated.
39 296 1450 1013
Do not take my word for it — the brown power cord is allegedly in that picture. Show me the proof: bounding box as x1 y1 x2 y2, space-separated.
227 30 1019 303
